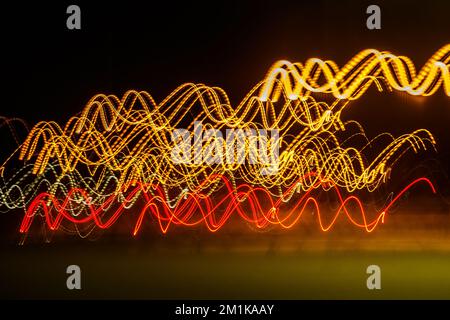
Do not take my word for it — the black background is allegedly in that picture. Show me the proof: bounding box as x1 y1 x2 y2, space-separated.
0 0 449 301
1 0 449 119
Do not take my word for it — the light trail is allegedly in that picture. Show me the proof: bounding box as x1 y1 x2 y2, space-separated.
0 46 447 238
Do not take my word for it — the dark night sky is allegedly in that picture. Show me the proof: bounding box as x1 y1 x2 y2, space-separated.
1 0 449 187
1 1 448 114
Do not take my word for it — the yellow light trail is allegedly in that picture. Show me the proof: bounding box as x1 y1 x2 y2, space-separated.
13 46 447 198
259 44 450 102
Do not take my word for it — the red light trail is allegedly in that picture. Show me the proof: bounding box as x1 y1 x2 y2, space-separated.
20 174 436 235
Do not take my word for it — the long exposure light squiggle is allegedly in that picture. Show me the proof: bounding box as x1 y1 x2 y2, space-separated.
0 45 448 238
19 175 436 235
259 44 450 101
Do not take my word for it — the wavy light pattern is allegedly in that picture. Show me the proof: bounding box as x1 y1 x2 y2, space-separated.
0 46 448 237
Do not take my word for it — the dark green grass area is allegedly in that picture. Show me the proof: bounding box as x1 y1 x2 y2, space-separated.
1 243 449 299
